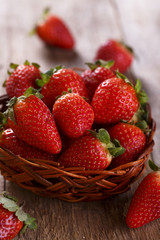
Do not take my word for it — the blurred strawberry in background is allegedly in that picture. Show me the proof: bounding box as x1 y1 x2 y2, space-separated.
94 39 133 73
32 8 75 49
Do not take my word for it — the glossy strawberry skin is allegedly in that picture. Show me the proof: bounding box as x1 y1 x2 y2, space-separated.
36 15 74 49
5 65 41 98
59 134 112 170
41 68 89 109
8 95 62 154
126 171 160 228
52 93 94 138
81 67 115 100
91 77 139 124
0 204 23 240
0 128 56 160
108 123 146 168
94 39 133 73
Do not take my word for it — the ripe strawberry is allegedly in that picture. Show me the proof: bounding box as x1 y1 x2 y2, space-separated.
91 74 148 124
94 39 133 73
35 8 74 49
5 60 41 98
0 128 56 161
0 192 36 240
126 160 160 228
6 87 62 154
37 67 89 109
108 122 146 168
59 128 125 170
52 92 94 138
81 60 115 100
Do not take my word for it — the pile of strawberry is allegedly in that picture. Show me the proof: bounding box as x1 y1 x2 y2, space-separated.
1 58 149 172
0 56 159 231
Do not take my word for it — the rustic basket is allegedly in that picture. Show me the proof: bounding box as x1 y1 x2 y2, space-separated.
0 94 156 202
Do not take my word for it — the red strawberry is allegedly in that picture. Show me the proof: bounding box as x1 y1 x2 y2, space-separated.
0 192 36 240
108 122 146 168
52 92 94 138
126 160 160 228
37 67 89 109
59 128 125 170
81 60 115 100
91 74 147 124
0 128 56 161
94 39 133 73
7 87 62 154
5 61 41 98
35 8 74 49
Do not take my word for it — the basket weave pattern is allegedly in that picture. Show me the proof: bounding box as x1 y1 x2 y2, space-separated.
0 95 156 202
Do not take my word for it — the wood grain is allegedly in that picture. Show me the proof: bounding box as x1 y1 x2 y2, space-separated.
0 0 159 239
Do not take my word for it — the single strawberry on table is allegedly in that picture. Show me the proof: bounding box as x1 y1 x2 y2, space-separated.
108 122 147 168
52 91 94 138
0 128 56 161
0 192 36 240
5 87 62 154
59 128 125 170
126 160 160 228
5 60 41 98
33 8 74 49
94 39 133 73
81 60 115 100
36 66 89 109
91 73 148 125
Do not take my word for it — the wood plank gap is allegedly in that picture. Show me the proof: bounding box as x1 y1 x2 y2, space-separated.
3 179 6 191
109 0 126 39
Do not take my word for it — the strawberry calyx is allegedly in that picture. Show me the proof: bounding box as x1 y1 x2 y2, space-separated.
120 119 150 133
149 160 160 172
29 7 51 36
115 71 133 86
89 128 125 157
7 60 40 77
133 103 150 124
55 88 72 101
0 112 7 130
3 60 40 87
0 192 37 233
134 79 148 104
86 59 114 71
36 66 63 87
118 41 134 55
135 120 151 133
115 71 148 105
6 87 43 124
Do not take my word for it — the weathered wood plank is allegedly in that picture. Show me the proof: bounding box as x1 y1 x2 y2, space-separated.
114 0 160 166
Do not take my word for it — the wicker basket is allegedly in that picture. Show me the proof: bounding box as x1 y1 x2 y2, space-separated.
0 95 156 202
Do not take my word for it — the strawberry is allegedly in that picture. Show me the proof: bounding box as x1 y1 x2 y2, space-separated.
94 39 133 73
6 87 62 154
5 60 41 98
0 128 56 161
126 160 160 228
91 73 148 124
37 67 89 109
59 128 125 170
0 192 36 240
52 92 94 138
108 122 147 168
34 8 74 49
81 60 115 100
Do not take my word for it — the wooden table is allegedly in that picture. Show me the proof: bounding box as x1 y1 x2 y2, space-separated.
0 0 160 239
